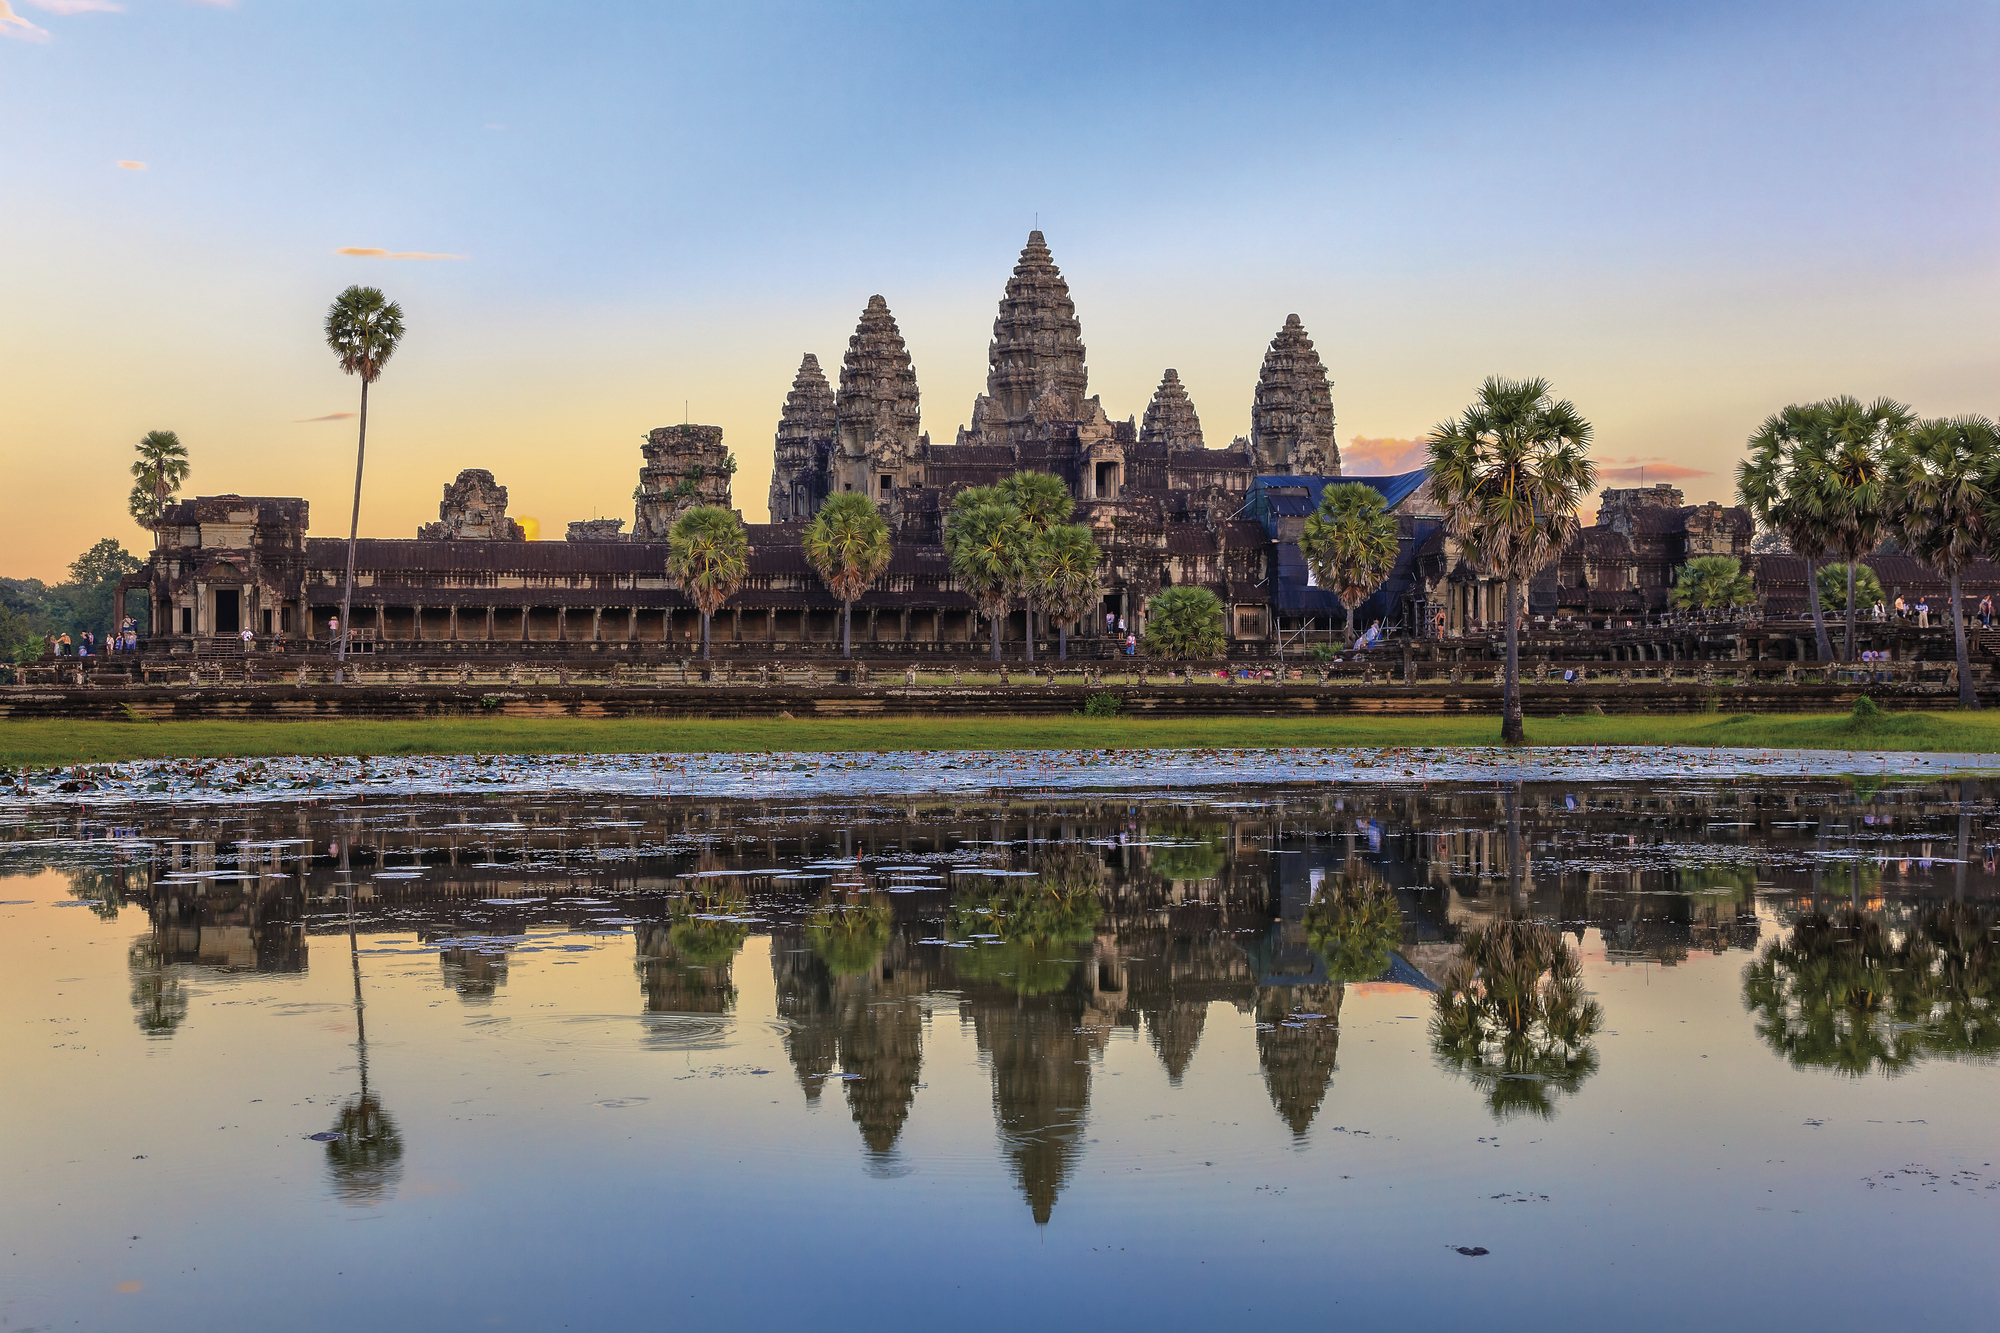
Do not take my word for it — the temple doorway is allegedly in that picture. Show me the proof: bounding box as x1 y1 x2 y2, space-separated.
214 588 241 635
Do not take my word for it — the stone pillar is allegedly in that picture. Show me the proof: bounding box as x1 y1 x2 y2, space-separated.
375 605 386 639
591 607 603 642
448 606 459 641
485 607 496 642
627 608 639 642
766 608 776 643
557 607 568 642
900 608 911 641
867 607 878 644
413 606 424 642
194 582 207 635
520 607 529 642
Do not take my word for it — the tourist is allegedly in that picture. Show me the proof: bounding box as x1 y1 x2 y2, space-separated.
1124 632 1136 656
56 633 70 656
240 626 255 652
328 614 340 639
1433 608 1446 638
1893 595 1907 619
1982 596 1994 629
1916 598 1930 629
1871 600 1885 622
79 632 93 657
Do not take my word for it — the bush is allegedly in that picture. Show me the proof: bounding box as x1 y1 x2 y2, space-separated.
1309 642 1336 662
1082 692 1123 717
1141 586 1224 658
1816 563 1883 614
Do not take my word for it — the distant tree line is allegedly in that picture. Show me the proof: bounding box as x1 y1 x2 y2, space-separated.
1 538 146 663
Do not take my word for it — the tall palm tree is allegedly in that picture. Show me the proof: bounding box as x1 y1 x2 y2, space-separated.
1426 377 1596 745
1817 395 1914 660
801 492 893 657
943 485 1027 663
1036 523 1100 660
1888 415 1998 709
995 471 1073 663
323 286 406 678
667 505 749 660
127 429 190 526
1737 405 1836 664
1297 481 1399 638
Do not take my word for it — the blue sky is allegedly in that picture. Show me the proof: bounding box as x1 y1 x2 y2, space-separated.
3 1 1995 576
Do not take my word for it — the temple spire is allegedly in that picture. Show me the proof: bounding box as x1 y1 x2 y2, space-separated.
1140 369 1205 451
1250 314 1338 476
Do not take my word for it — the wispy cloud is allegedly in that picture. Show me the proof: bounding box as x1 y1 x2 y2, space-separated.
295 412 356 423
0 2 52 41
1342 435 1430 476
336 247 468 260
115 159 145 170
23 0 123 14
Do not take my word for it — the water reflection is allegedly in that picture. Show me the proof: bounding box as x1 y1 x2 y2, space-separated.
7 775 1999 1225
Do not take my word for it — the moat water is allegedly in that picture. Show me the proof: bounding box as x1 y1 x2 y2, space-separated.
3 765 1996 1330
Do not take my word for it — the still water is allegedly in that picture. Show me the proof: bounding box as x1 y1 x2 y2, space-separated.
3 775 1996 1330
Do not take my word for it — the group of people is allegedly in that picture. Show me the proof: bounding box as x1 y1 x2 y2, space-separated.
42 617 142 657
1101 612 1137 655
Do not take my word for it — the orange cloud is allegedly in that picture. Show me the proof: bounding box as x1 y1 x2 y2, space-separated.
336 247 467 260
116 159 145 170
1343 435 1430 475
0 2 51 40
295 412 356 423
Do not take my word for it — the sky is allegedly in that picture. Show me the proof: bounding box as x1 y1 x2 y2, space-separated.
2 0 1995 581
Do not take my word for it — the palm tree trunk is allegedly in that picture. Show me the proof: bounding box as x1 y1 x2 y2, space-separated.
335 376 369 684
1951 568 1976 709
1805 555 1833 664
1025 596 1036 664
1501 576 1524 745
842 599 852 658
1844 562 1857 662
701 610 711 660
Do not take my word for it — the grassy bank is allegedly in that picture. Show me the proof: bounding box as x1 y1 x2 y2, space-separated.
5 706 2000 766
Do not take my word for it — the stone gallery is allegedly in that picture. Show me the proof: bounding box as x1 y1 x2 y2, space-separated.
127 233 1775 655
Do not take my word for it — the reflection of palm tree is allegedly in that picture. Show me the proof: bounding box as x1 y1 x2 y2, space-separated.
127 936 188 1038
1743 905 2000 1074
327 893 402 1203
947 873 1101 996
806 902 892 976
1302 860 1401 982
67 868 127 920
1148 823 1226 884
1432 920 1603 1120
636 891 750 1014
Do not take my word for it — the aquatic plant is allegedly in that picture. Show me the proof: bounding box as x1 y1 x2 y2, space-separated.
807 901 894 976
1302 860 1402 982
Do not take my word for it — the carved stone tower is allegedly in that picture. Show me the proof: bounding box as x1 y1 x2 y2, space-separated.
1250 314 1338 476
768 353 836 523
833 296 923 510
632 425 734 540
418 469 525 541
962 230 1100 447
1139 369 1205 451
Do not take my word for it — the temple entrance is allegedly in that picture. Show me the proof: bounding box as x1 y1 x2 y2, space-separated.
214 588 240 635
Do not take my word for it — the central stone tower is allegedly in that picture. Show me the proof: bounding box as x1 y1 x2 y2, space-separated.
832 295 924 511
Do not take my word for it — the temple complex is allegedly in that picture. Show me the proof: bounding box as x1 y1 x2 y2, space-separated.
127 229 1791 656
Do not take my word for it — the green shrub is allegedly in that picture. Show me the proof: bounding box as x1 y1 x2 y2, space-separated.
1082 692 1123 717
1141 586 1224 657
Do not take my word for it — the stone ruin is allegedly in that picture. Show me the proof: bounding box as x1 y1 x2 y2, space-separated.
417 469 526 541
565 518 628 543
632 425 736 540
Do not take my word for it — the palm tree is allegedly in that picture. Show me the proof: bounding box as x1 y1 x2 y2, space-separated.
943 485 1028 662
127 429 190 526
667 506 749 660
1888 415 1998 709
323 286 406 679
801 493 893 657
1036 523 1100 660
1297 482 1399 638
1738 405 1836 663
1817 395 1914 660
1669 555 1755 614
1426 377 1597 745
1140 585 1225 657
995 471 1073 663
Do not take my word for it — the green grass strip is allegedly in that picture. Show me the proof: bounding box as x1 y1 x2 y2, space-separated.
5 707 2000 765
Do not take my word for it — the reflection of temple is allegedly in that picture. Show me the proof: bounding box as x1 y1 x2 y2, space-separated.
771 927 933 1160
1252 984 1343 1138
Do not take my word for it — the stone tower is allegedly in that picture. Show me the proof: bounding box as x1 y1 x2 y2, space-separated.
768 353 836 523
631 425 734 541
417 468 525 540
833 295 923 507
963 230 1101 446
1250 314 1338 476
1139 369 1205 451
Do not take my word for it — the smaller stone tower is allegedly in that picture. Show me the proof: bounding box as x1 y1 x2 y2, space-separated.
1139 370 1205 451
1250 315 1338 476
418 469 525 540
632 425 735 540
768 353 836 523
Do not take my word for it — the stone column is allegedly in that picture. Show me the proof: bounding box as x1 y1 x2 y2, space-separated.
412 606 423 642
627 608 639 642
900 608 910 641
194 582 207 636
485 606 496 642
557 607 568 642
766 608 776 643
591 607 603 642
448 606 459 641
